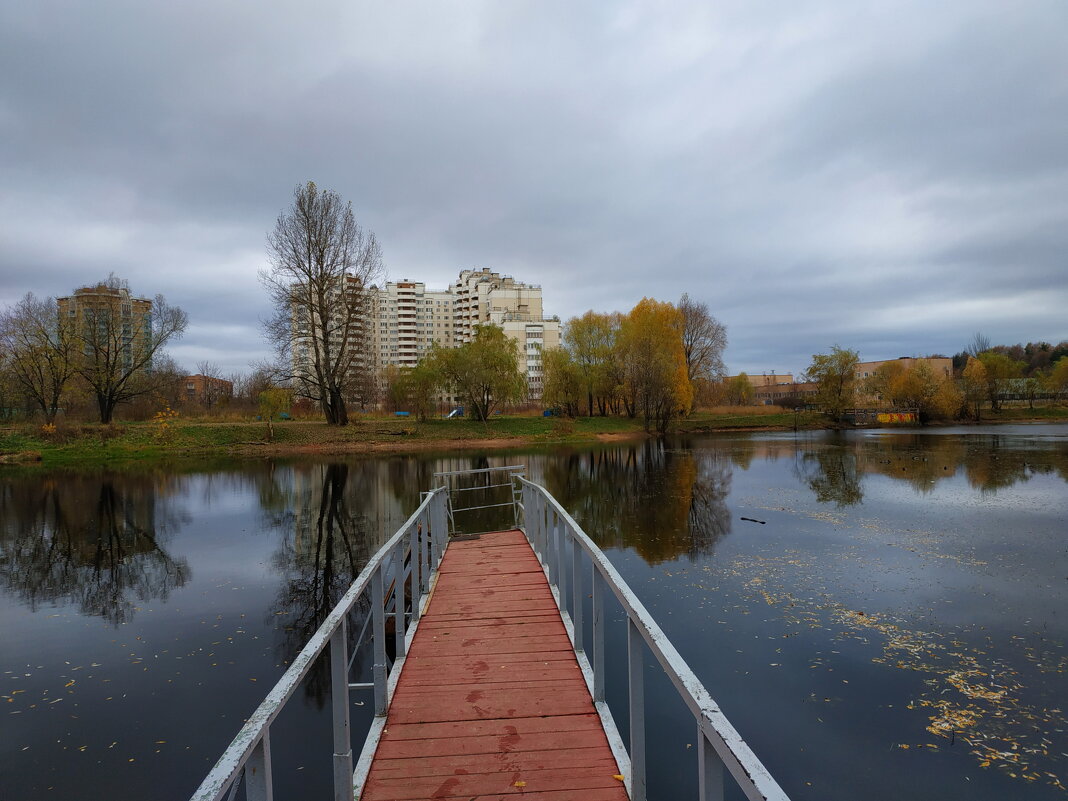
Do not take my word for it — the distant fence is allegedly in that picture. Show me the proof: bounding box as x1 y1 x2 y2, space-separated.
843 409 918 424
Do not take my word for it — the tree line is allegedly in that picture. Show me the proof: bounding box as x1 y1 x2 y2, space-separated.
805 339 1068 424
0 275 188 424
540 295 726 432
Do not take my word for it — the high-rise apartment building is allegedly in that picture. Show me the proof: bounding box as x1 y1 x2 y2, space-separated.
289 274 375 407
369 280 455 370
369 268 560 400
58 283 153 369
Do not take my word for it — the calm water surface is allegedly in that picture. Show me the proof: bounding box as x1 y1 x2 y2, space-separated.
1 425 1065 800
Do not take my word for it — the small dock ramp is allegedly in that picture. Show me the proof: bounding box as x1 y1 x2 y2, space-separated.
360 529 626 800
192 467 790 801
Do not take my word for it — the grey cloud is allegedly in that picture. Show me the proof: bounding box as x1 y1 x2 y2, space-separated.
2 0 1066 380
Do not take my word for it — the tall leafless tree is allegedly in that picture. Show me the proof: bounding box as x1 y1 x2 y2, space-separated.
194 360 230 410
262 182 384 425
967 331 992 358
0 293 78 423
678 293 727 385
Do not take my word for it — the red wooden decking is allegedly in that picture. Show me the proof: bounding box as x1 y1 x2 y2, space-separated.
360 529 628 801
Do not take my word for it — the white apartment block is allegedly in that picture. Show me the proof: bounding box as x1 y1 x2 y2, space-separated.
369 268 560 400
369 280 455 370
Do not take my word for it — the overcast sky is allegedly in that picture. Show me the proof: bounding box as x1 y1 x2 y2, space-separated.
2 0 1065 377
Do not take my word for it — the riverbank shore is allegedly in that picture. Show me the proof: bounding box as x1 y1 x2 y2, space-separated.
1 407 1065 467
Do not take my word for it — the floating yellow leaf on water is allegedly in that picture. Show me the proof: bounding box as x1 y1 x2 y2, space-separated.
513 781 526 787
613 774 625 781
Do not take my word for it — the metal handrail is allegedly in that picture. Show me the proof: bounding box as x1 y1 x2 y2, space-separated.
190 487 449 801
434 464 524 533
518 477 791 801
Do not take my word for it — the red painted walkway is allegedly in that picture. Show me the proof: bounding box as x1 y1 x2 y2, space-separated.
360 529 628 801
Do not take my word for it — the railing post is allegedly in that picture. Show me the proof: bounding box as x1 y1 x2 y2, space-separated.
245 730 274 801
372 563 387 716
557 515 569 611
329 622 353 801
698 727 725 801
533 492 544 560
512 472 522 528
592 566 605 702
420 516 430 590
628 618 646 801
547 511 558 587
435 493 449 563
571 535 583 652
522 485 533 543
394 541 406 659
430 503 442 569
410 524 421 622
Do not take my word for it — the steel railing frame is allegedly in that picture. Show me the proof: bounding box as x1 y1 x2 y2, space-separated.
190 487 450 801
518 477 791 801
433 464 525 534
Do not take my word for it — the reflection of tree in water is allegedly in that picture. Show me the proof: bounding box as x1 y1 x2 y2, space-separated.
795 447 864 508
777 431 1068 505
269 463 381 706
0 473 190 625
264 455 520 704
534 440 732 564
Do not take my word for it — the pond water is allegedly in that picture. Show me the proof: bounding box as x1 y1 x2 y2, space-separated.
1 425 1065 800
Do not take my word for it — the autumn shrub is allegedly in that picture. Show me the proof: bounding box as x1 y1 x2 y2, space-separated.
152 405 180 444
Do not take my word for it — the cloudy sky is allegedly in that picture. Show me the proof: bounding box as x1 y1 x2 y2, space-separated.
2 0 1065 377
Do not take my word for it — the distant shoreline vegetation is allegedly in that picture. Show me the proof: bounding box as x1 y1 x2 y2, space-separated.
1 407 1066 468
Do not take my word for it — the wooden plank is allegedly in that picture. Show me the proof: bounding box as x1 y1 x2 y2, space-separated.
415 621 570 641
416 613 563 629
388 689 593 723
425 585 553 602
376 728 610 759
362 767 624 800
371 747 616 778
379 712 605 742
361 529 627 801
423 605 561 622
398 667 583 688
403 634 575 657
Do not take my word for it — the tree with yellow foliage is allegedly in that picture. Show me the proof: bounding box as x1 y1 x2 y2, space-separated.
1048 358 1068 399
961 357 989 420
563 311 617 417
893 360 965 421
617 298 693 432
541 347 584 417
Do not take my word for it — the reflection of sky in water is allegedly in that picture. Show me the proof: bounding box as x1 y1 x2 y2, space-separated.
0 428 1065 801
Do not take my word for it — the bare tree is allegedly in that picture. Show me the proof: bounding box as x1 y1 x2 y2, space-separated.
0 293 78 423
262 182 384 425
678 293 727 385
968 331 992 358
194 360 230 410
68 276 188 423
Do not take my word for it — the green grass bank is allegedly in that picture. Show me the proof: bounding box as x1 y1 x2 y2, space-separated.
0 410 822 467
2 406 1064 468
